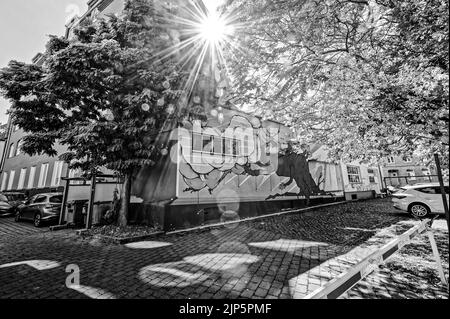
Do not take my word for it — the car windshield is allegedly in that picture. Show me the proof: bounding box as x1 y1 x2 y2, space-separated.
49 195 63 203
0 194 8 201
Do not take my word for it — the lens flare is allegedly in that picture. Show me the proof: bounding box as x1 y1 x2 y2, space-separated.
153 0 245 101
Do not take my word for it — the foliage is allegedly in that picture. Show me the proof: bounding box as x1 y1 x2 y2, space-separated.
225 0 449 165
0 0 188 225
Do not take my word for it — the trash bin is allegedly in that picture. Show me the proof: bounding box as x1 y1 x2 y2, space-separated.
66 200 88 226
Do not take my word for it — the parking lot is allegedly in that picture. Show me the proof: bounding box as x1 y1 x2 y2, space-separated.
0 215 47 240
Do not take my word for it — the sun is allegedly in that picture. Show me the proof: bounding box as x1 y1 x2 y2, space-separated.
152 0 243 97
198 11 230 45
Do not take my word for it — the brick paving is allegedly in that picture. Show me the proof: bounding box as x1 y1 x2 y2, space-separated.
0 199 448 299
341 219 449 299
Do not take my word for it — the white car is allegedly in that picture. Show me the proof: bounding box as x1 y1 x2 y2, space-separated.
391 183 449 218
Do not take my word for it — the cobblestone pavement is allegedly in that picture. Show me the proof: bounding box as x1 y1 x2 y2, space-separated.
341 219 449 299
0 199 448 299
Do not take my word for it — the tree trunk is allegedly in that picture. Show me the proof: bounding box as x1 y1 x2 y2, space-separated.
118 172 132 227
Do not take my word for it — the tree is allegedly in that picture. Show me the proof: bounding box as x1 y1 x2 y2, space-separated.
0 0 188 226
224 0 449 165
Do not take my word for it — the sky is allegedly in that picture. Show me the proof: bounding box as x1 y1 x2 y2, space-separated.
0 0 88 124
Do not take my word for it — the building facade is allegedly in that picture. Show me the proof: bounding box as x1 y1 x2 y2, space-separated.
380 155 437 188
0 0 384 231
0 0 126 196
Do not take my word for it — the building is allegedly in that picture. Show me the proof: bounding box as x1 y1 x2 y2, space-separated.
0 0 383 231
0 0 126 196
0 123 7 170
379 155 437 188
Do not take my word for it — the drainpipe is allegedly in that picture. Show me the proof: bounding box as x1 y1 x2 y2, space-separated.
59 162 71 225
377 164 385 190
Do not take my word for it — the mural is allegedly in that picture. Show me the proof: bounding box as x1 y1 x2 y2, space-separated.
178 115 279 193
176 113 329 201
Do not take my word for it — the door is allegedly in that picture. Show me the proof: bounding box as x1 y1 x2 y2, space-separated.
388 170 399 187
22 195 45 220
433 186 450 213
417 187 445 213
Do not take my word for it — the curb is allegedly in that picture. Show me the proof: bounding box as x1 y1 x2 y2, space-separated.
165 199 359 236
49 223 71 231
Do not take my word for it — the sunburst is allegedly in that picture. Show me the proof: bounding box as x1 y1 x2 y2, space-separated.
154 0 244 100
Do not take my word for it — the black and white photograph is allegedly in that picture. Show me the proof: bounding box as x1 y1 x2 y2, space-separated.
0 0 448 308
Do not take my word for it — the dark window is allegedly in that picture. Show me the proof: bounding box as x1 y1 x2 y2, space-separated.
34 195 47 204
369 176 376 183
433 187 450 195
417 187 437 194
49 195 63 203
202 135 213 153
7 193 26 201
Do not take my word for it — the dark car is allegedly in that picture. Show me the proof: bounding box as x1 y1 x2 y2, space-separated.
0 192 27 216
15 193 63 227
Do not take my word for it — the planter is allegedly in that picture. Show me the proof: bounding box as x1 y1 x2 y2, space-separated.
93 231 165 244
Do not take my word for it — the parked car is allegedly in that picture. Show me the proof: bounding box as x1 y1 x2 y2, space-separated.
15 193 63 227
0 192 27 217
391 183 449 218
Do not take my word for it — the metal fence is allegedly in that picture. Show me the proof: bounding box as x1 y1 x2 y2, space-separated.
383 174 440 188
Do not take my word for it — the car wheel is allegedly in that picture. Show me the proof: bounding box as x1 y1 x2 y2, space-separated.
409 203 430 218
14 212 21 222
34 213 42 227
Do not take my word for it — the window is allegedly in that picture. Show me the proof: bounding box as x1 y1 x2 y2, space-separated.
406 169 416 181
15 139 23 156
387 156 395 164
367 168 374 174
232 138 241 156
417 187 437 194
7 193 26 201
202 135 213 153
49 195 63 203
28 166 36 189
369 176 376 183
7 170 15 190
192 132 202 152
433 187 450 195
347 166 361 183
34 195 47 204
0 194 7 201
17 168 27 189
223 137 233 155
422 168 431 176
213 136 222 155
403 156 412 163
38 163 49 188
8 143 15 158
1 173 8 191
51 161 64 186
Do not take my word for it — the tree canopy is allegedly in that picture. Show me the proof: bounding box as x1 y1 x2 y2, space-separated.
224 0 449 165
0 0 189 225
